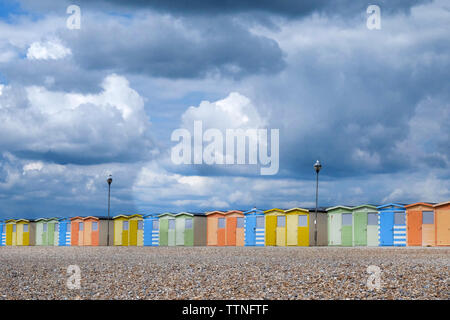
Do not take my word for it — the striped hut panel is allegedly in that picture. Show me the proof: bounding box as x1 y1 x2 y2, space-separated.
66 230 71 246
151 229 159 246
393 225 407 246
255 228 265 246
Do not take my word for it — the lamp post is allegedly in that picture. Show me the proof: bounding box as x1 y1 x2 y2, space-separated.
107 175 112 246
313 160 322 246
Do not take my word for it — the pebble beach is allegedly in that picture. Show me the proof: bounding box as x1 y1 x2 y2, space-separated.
0 246 448 300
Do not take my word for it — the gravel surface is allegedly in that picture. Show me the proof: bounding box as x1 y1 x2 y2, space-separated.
0 246 448 300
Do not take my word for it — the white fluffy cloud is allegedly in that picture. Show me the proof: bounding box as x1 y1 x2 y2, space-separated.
181 92 266 131
23 161 44 173
0 74 154 163
26 39 72 60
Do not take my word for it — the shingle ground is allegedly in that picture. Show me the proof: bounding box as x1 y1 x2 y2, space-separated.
0 246 448 300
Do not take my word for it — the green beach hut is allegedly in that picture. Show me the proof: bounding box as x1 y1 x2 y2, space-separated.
351 205 378 246
35 218 60 246
159 212 207 246
326 206 353 246
158 213 176 246
175 212 207 246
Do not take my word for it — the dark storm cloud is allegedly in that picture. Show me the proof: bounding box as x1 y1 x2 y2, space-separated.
0 58 105 93
59 15 285 79
16 0 432 18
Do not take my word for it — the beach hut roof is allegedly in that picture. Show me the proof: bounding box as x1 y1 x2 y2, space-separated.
243 208 264 214
205 210 226 215
84 216 111 220
175 212 205 217
225 210 243 214
285 207 309 213
405 202 435 208
113 214 129 219
5 219 16 223
158 212 176 218
351 204 378 210
306 207 328 213
264 208 285 213
15 218 30 223
128 214 143 218
433 201 450 208
143 213 160 218
326 205 353 211
35 218 49 222
377 203 407 209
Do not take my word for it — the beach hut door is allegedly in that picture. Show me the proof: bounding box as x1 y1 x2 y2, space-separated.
246 216 256 246
168 219 176 246
354 212 367 246
407 210 422 246
329 214 341 245
176 218 185 246
380 212 394 246
286 215 297 246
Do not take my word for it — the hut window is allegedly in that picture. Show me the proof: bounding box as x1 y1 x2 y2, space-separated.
43 223 48 232
394 212 406 225
54 223 59 232
256 216 264 228
298 215 308 227
422 211 434 224
67 222 71 232
169 219 175 230
92 222 98 231
152 220 159 230
277 216 285 227
23 224 29 232
79 222 84 231
138 220 143 230
123 221 128 231
367 213 378 225
218 218 225 229
342 214 352 226
237 217 244 228
185 218 193 229
13 225 16 232
1 225 4 233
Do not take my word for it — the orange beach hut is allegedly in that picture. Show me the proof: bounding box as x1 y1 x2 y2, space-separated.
225 210 245 246
71 216 113 246
405 202 435 246
206 211 226 246
206 210 245 246
434 201 450 246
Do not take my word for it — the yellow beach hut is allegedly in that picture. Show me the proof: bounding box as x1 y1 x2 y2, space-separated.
285 208 310 246
264 208 286 246
128 214 144 246
16 219 35 246
113 214 129 246
5 219 16 246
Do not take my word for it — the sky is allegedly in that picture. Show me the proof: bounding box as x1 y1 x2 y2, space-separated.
0 0 449 219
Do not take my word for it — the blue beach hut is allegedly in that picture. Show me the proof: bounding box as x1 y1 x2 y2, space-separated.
58 217 72 246
244 208 265 246
0 220 5 246
143 214 160 246
377 203 407 246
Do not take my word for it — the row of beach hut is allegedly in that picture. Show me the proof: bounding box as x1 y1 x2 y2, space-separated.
1 202 449 247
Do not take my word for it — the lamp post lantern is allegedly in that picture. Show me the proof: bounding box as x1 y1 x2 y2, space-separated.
107 175 112 246
313 160 322 246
